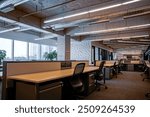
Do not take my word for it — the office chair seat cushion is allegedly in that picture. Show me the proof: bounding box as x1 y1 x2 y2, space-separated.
71 80 83 88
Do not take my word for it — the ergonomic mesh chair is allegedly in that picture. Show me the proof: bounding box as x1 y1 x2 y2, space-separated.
95 61 107 91
112 61 117 78
69 63 85 99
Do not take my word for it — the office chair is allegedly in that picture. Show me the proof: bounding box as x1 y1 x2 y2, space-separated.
118 59 123 74
95 61 107 91
142 61 149 81
112 62 117 78
69 63 85 99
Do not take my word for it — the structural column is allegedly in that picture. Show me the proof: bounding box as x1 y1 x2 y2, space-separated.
65 35 70 60
57 35 71 60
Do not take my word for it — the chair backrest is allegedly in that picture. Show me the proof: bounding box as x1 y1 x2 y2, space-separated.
70 63 85 93
95 61 105 80
73 63 85 76
99 61 105 72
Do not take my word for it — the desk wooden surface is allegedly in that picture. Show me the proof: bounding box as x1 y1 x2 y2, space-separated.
8 66 99 83
104 64 114 67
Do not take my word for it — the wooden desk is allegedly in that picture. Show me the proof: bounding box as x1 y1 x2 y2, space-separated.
7 66 99 100
122 61 143 71
104 63 114 67
8 67 98 83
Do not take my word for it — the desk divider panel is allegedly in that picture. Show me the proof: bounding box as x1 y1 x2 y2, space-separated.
7 62 61 76
2 61 61 99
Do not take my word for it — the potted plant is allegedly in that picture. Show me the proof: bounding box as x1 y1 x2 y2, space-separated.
43 50 57 60
0 50 6 65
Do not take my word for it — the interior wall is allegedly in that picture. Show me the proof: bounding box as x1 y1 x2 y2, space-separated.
57 36 65 60
71 39 91 63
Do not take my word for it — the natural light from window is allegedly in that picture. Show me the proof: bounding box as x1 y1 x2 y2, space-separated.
0 38 12 60
14 40 28 60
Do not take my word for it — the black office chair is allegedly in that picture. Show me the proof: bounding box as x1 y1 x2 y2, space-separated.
69 63 85 99
142 61 149 81
118 59 123 74
95 61 107 91
112 61 117 78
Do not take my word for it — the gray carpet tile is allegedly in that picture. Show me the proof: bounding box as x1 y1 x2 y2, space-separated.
85 71 150 100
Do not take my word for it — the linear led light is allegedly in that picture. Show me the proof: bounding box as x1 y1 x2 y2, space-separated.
92 35 149 41
117 40 150 44
16 27 32 32
0 27 20 34
139 39 150 42
35 34 58 41
74 24 150 36
0 16 51 33
0 0 29 13
44 0 141 23
0 16 16 23
14 0 30 6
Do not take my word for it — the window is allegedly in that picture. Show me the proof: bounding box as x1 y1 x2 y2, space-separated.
41 45 50 60
29 43 40 60
0 38 12 60
14 40 27 60
41 45 57 60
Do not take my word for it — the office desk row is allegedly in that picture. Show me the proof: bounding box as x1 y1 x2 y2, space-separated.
6 66 99 100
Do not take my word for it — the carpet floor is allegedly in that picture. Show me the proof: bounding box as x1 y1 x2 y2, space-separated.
85 71 150 100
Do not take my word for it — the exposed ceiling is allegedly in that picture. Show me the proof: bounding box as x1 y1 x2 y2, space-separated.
0 0 150 50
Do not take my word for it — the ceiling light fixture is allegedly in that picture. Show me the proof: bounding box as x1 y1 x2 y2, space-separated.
0 0 30 13
34 34 58 40
16 27 32 32
14 0 30 6
92 35 149 41
74 24 150 36
44 0 141 23
0 16 51 34
117 40 150 44
0 27 20 34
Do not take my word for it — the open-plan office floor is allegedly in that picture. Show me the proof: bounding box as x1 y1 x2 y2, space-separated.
0 71 149 100
86 71 150 100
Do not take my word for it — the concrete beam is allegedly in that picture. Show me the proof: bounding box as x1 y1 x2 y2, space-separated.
44 0 150 25
88 29 150 41
0 8 63 35
68 14 150 36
